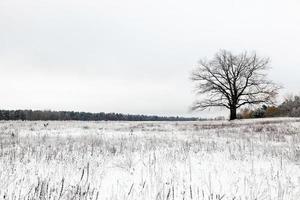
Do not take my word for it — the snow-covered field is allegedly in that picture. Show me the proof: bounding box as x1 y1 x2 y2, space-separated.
1 118 300 200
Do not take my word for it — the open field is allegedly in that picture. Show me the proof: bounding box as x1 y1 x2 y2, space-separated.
1 118 300 200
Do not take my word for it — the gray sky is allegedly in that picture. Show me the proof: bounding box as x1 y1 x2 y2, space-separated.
0 0 299 117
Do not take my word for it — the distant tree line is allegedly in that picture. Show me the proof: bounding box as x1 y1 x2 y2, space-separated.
238 95 300 119
0 110 199 121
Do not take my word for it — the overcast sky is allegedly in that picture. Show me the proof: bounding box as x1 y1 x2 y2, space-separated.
0 0 299 117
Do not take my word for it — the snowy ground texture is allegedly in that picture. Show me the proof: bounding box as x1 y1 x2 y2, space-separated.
1 118 300 200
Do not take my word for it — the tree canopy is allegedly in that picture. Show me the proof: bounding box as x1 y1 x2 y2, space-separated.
191 50 280 120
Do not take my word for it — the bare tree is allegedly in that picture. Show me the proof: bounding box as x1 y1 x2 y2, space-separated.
191 50 280 120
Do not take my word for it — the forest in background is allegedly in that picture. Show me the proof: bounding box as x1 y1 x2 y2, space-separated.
0 109 199 121
1 95 299 121
238 95 300 119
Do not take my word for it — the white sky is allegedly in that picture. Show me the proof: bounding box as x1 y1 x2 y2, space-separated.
0 0 299 117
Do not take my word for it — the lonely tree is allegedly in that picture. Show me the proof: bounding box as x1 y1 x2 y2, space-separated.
191 50 280 120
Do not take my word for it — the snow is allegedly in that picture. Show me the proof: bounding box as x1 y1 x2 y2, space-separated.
0 119 300 199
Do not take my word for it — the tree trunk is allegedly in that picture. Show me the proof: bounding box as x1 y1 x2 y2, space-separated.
229 107 237 120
